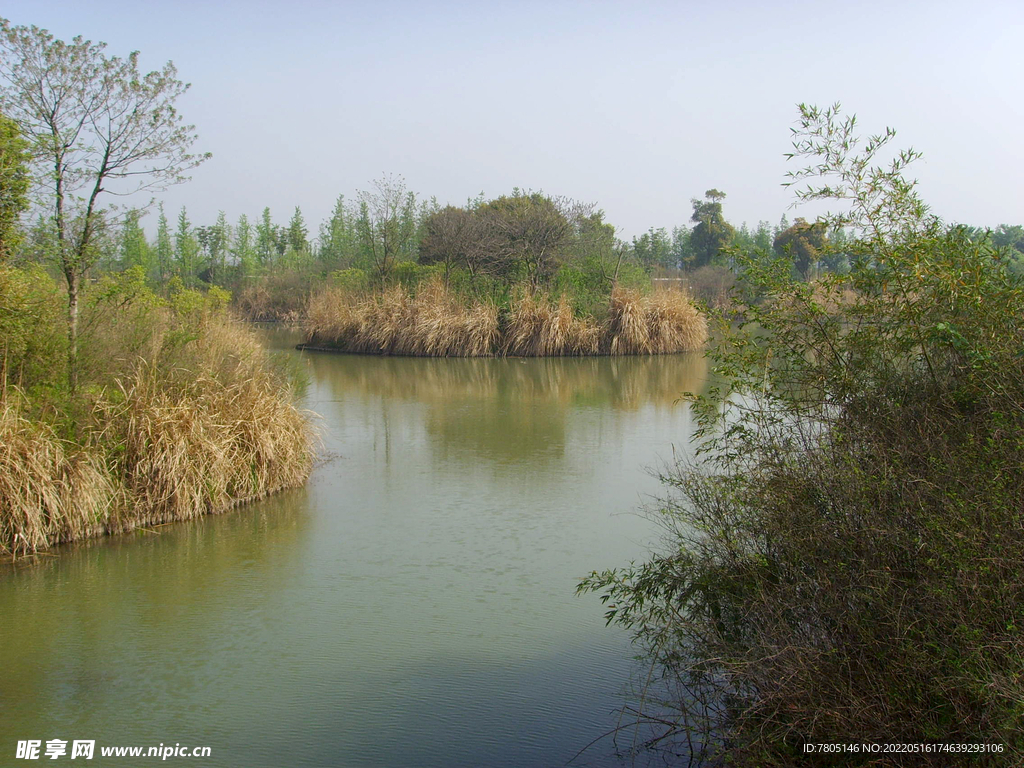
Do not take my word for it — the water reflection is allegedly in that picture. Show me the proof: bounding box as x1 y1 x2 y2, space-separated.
1 341 708 767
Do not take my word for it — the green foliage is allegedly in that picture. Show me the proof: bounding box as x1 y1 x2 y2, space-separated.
329 268 370 293
0 110 28 260
0 17 209 392
772 216 827 278
689 188 735 268
477 191 572 289
0 264 65 391
356 174 419 285
581 104 1024 764
631 227 673 270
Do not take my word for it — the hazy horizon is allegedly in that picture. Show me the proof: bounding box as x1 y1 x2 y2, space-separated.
4 0 1022 241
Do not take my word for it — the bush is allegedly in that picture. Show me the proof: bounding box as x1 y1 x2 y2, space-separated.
581 105 1024 765
0 264 66 392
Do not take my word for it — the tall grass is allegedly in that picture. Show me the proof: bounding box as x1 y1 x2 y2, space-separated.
304 280 707 357
306 278 500 356
501 292 600 356
0 275 315 557
99 361 312 532
0 390 112 555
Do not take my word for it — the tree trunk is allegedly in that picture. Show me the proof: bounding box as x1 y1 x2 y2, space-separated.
67 271 79 396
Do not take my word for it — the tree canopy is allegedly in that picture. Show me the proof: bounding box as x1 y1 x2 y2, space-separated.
0 18 209 390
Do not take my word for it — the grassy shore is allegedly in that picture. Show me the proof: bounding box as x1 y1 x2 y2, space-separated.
303 278 707 357
0 266 314 557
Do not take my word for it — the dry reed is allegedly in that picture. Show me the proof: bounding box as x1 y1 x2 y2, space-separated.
0 391 113 555
604 288 708 355
306 278 499 356
501 293 601 356
0 316 314 556
305 282 707 357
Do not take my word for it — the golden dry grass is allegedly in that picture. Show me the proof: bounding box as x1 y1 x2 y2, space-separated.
0 316 314 556
604 288 708 355
99 364 313 532
306 278 499 357
501 293 601 357
305 282 707 357
0 390 113 555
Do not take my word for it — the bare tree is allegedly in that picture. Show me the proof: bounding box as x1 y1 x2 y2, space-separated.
0 19 209 392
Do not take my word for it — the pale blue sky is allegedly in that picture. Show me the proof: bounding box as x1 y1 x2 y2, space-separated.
4 0 1022 240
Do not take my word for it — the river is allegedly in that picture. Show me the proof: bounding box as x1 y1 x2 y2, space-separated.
0 329 708 767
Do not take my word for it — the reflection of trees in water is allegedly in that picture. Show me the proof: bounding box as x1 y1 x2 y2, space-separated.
307 352 710 467
0 488 310 721
308 352 710 411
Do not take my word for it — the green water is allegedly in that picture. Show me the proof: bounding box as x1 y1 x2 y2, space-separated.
0 334 708 767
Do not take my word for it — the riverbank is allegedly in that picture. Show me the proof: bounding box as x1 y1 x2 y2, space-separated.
0 267 314 557
303 280 708 357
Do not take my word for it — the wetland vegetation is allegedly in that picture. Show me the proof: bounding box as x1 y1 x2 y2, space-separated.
4 13 1024 768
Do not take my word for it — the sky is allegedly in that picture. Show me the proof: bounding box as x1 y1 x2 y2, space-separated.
3 0 1023 241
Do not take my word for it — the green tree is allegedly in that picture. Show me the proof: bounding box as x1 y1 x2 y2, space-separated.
317 195 356 268
689 189 734 268
631 227 672 271
773 216 827 278
477 191 571 290
355 174 418 285
255 207 277 266
286 206 308 255
118 209 152 275
417 204 479 286
194 210 229 284
0 110 28 260
992 224 1024 253
0 19 208 392
155 204 173 282
232 213 256 278
174 207 198 283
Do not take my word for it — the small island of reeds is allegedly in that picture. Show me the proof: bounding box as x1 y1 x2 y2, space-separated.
293 189 708 358
302 278 707 357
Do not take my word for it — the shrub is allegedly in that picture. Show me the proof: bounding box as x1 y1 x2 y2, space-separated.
0 264 66 392
581 105 1024 765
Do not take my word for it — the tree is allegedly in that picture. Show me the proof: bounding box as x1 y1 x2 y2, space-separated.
417 204 478 286
317 195 356 268
477 191 571 290
631 227 673 271
155 204 173 282
773 216 827 278
689 189 734 268
117 209 152 275
255 207 277 266
355 174 418 285
196 211 229 285
286 206 308 255
0 19 209 392
582 104 1024 762
0 110 28 260
174 206 198 283
232 214 256 278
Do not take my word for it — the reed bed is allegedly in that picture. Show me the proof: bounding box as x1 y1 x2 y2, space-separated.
306 278 499 356
604 288 708 355
501 293 601 356
305 282 707 357
99 365 312 532
1 314 314 556
0 391 113 555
